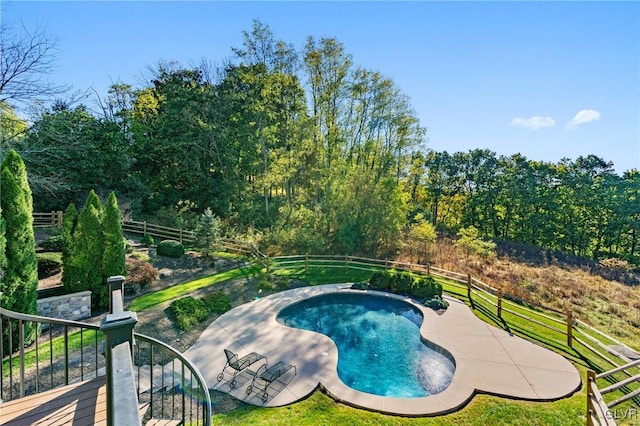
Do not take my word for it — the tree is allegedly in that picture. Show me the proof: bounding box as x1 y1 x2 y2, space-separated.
102 192 126 278
195 208 221 257
0 149 38 353
70 191 106 308
61 202 79 291
0 19 67 111
455 226 496 260
408 214 437 264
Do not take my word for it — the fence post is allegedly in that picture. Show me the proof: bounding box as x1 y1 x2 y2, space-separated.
179 228 183 243
497 290 502 318
586 369 596 426
426 263 430 275
467 274 472 300
567 310 573 347
143 221 147 235
305 254 309 272
345 255 349 272
385 259 389 270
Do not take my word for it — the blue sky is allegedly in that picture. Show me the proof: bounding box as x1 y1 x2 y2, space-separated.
3 1 639 174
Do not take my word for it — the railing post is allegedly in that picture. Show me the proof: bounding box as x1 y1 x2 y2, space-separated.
467 274 472 300
101 275 140 426
567 310 573 347
179 228 183 243
385 259 389 270
498 290 503 318
305 254 309 272
427 263 430 275
108 276 124 315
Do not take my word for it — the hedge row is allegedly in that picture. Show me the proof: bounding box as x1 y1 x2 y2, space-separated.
363 270 448 310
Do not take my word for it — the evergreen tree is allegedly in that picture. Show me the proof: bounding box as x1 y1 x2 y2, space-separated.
102 192 126 278
0 212 6 289
0 150 38 353
61 203 80 292
72 191 106 308
195 208 220 257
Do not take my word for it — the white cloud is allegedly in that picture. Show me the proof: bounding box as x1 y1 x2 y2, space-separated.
567 109 601 128
510 116 556 130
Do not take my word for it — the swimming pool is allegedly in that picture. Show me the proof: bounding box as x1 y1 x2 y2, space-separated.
277 292 456 398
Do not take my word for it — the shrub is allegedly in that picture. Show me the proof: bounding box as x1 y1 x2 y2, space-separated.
205 292 232 314
157 239 184 258
37 252 63 278
125 259 157 287
351 282 370 290
369 270 391 291
141 234 154 247
411 276 442 299
423 295 449 310
40 235 64 252
392 272 413 294
170 296 209 330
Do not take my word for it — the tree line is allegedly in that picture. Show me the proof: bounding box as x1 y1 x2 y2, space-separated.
1 20 638 266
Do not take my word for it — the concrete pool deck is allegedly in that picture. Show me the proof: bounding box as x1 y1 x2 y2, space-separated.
184 284 581 416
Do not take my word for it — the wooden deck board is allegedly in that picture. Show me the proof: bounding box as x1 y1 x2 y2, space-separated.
0 377 106 426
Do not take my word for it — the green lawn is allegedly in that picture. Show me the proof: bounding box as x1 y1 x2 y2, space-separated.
128 265 259 311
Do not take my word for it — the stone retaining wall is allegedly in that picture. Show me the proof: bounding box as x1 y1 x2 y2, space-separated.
37 290 91 321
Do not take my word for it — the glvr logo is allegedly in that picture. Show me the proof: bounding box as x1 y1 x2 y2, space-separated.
606 408 638 420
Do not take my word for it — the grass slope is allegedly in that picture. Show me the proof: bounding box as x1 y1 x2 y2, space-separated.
128 265 259 311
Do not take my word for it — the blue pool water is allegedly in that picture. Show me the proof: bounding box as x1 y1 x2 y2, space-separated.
277 292 455 398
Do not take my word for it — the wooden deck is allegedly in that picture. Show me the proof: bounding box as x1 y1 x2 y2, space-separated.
0 377 106 426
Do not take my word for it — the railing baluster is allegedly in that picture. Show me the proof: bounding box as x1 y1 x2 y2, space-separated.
9 317 13 400
49 324 53 389
150 342 154 418
161 353 165 419
35 324 39 393
19 319 24 398
64 325 69 385
182 362 186 424
80 328 84 380
94 329 98 378
172 357 176 418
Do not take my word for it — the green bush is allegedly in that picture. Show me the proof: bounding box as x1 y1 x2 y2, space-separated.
410 276 442 300
423 295 449 310
36 252 63 278
141 234 154 247
157 239 184 258
205 292 232 314
392 272 413 294
170 296 209 330
369 271 391 290
40 235 64 252
351 282 370 290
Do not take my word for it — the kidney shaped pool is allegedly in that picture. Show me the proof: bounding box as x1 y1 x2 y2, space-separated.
276 292 455 398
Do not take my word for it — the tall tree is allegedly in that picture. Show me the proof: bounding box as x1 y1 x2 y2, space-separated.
0 19 67 111
0 149 38 353
70 191 106 308
102 192 126 279
61 202 79 292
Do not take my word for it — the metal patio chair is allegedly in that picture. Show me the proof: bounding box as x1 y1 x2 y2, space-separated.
245 360 297 403
217 349 267 389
